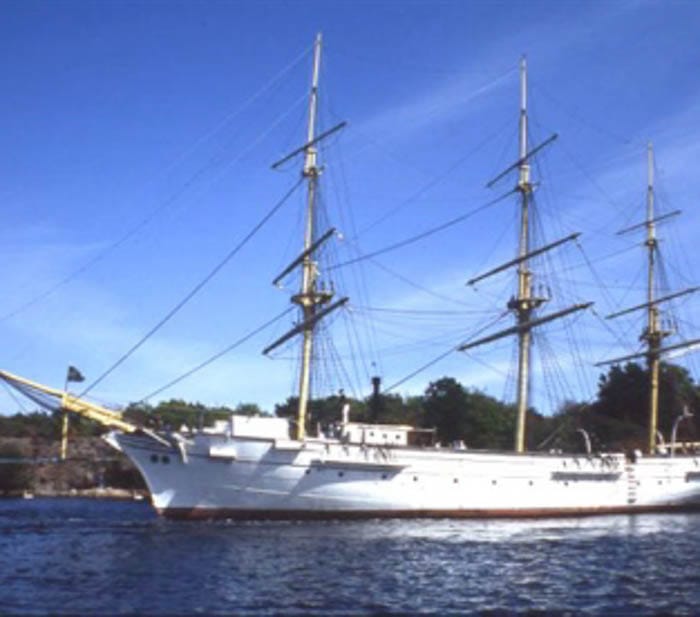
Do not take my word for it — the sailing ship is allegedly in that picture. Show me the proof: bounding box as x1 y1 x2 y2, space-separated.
2 35 700 519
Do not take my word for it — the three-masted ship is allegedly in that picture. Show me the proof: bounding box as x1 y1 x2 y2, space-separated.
2 36 700 519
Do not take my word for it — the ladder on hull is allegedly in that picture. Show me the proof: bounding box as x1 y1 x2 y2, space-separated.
625 462 638 505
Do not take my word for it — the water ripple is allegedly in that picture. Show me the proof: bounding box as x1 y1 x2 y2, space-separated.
1 499 699 615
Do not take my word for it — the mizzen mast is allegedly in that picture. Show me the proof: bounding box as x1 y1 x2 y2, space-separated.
598 143 700 454
642 143 669 454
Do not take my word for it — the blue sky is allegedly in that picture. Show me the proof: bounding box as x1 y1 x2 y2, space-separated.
1 0 700 416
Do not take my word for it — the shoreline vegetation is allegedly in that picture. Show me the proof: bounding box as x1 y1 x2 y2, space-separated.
2 363 699 499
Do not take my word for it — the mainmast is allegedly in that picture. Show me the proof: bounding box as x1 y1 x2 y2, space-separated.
462 56 590 453
511 57 546 453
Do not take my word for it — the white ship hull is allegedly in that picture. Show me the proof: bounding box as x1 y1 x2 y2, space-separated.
109 430 700 520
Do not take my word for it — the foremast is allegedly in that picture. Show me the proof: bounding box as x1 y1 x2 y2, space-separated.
293 33 331 440
462 56 591 453
264 34 348 440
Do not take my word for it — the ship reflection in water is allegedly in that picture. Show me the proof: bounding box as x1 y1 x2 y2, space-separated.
1 498 698 616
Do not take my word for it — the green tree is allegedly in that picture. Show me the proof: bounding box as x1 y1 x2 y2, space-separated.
352 392 421 425
124 399 233 430
275 394 367 433
465 391 517 450
234 402 266 416
593 361 700 447
421 377 469 444
536 400 607 453
421 377 529 449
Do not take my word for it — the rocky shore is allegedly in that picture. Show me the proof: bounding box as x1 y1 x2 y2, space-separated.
0 435 148 499
11 487 148 500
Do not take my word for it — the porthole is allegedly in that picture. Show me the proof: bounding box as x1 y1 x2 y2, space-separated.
413 476 418 482
529 481 534 486
150 454 158 463
381 474 388 480
304 469 311 475
161 455 170 464
338 471 344 478
492 480 497 485
453 478 459 484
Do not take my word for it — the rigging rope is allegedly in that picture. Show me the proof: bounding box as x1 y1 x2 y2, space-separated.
329 189 516 271
558 243 639 275
385 310 510 393
137 307 294 403
321 130 381 381
0 48 311 325
1 379 30 413
79 178 304 398
352 118 514 238
384 347 457 394
368 258 473 308
531 80 639 148
356 306 486 316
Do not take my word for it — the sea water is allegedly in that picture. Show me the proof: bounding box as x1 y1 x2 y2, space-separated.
1 498 699 615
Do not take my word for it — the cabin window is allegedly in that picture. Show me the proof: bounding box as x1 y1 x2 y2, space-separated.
161 455 170 464
150 454 158 463
338 471 344 478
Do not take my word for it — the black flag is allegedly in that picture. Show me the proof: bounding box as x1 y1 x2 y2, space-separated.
66 366 85 383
